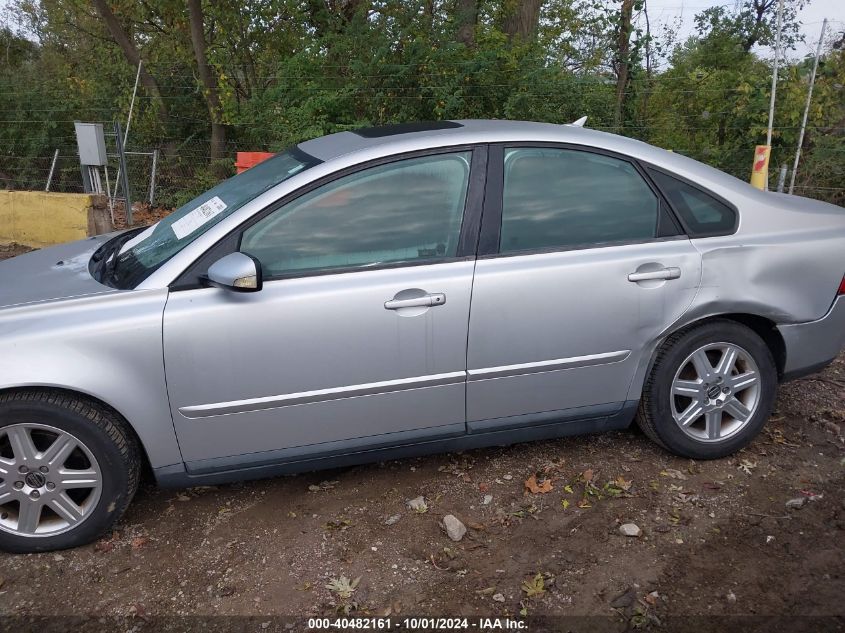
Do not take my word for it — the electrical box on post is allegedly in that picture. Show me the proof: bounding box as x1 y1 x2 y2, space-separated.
74 122 108 166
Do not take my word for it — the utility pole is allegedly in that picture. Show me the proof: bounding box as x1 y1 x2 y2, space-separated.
765 0 784 150
789 19 827 195
752 0 784 191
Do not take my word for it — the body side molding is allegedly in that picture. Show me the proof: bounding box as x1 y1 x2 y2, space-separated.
179 350 631 419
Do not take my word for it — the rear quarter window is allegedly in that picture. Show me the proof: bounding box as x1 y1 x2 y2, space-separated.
647 168 737 237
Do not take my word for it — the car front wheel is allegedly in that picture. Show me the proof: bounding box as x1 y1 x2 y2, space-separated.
0 391 140 553
638 320 778 459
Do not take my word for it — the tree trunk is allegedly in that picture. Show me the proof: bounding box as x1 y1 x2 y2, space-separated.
187 0 226 161
502 0 543 42
613 0 635 131
90 0 169 128
456 0 479 46
742 0 776 52
308 0 369 37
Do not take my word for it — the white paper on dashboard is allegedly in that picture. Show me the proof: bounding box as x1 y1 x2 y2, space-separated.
171 196 228 240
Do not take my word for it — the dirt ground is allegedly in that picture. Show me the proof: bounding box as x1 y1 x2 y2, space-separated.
0 246 843 631
0 243 33 259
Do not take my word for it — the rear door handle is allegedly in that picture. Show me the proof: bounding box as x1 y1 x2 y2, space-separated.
384 293 446 310
627 267 681 282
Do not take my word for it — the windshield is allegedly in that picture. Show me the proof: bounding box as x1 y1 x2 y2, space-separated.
103 147 320 289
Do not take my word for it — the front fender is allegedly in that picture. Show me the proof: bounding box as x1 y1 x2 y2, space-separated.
0 288 182 469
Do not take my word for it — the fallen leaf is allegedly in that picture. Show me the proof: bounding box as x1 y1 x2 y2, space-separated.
561 499 570 510
524 474 553 494
661 468 687 480
429 553 449 570
615 476 633 491
131 536 148 550
738 459 757 475
309 480 339 492
323 518 353 531
603 479 632 497
128 603 148 621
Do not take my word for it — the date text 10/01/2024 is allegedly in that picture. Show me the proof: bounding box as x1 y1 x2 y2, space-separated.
307 617 527 630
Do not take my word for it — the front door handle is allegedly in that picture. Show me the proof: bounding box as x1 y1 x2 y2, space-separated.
384 293 446 310
627 267 681 282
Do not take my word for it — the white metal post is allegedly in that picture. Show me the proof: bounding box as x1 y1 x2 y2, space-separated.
789 19 827 195
764 0 785 190
776 165 787 192
124 60 142 147
113 59 142 211
149 148 159 205
45 149 59 192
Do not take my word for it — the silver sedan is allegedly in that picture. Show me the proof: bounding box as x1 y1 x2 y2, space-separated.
1 120 844 552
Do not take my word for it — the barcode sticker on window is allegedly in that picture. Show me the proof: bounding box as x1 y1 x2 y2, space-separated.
171 196 228 239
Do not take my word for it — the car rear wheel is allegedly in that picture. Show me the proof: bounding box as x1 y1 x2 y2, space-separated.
638 320 778 459
0 391 140 553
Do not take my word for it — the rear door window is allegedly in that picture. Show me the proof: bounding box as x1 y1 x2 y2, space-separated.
499 148 661 253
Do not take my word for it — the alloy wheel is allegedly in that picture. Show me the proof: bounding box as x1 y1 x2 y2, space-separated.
0 423 102 537
670 342 761 442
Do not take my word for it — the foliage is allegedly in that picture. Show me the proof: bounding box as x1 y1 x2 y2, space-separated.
0 0 842 206
326 575 361 600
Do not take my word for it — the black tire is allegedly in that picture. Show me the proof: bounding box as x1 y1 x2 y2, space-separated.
637 320 778 459
0 390 141 553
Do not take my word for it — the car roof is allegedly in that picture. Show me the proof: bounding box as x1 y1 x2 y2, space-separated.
298 119 609 161
296 119 749 197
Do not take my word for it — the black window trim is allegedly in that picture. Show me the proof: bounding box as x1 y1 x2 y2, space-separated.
478 142 685 259
639 162 739 238
171 144 488 290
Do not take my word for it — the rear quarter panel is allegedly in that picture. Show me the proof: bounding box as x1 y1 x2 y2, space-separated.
623 187 845 402
688 223 845 325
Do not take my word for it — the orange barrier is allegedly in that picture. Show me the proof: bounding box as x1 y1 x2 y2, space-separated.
235 151 275 174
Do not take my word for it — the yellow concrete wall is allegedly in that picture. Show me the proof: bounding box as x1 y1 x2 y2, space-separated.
0 191 94 248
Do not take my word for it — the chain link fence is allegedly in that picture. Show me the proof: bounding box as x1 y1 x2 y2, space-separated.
1 137 843 214
0 137 249 213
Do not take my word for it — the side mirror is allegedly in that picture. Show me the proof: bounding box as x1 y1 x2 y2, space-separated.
202 252 263 292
